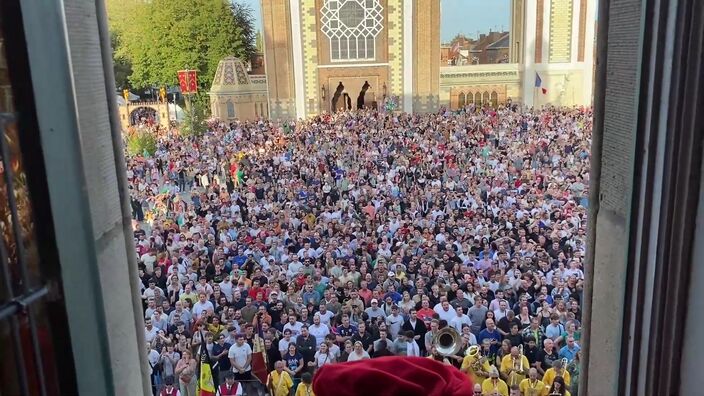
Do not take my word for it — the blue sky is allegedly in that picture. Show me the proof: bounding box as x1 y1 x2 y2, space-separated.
237 0 263 33
440 0 511 42
236 0 511 44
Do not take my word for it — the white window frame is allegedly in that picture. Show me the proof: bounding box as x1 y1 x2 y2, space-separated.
320 0 384 62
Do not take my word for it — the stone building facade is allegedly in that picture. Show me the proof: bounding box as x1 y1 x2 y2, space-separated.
260 0 597 119
208 57 269 122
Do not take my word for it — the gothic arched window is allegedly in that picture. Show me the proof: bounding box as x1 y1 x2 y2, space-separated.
458 92 466 108
321 0 384 61
226 101 235 118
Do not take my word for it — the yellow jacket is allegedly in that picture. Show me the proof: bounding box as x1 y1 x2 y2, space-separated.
480 378 509 396
499 354 530 386
461 353 493 385
268 370 293 396
295 383 315 396
542 368 571 389
519 378 546 396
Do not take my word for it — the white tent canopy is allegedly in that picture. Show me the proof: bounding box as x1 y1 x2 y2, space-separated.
168 103 185 122
115 91 140 105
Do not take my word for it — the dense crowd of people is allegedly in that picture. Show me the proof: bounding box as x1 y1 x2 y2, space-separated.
131 103 592 396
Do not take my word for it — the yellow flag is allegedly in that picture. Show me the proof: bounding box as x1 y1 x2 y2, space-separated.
197 346 215 396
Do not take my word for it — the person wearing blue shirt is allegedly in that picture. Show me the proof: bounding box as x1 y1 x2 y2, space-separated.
383 288 402 304
335 315 358 345
301 284 321 305
558 336 581 363
477 318 502 356
232 248 247 267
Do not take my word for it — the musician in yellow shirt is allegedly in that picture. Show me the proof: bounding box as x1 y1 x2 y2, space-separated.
542 359 571 393
267 360 293 396
499 346 530 387
544 376 571 396
295 372 315 396
461 345 493 385
481 367 509 396
519 368 546 396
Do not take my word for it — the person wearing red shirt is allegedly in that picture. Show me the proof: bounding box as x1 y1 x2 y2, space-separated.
249 280 268 302
417 299 436 322
358 281 373 305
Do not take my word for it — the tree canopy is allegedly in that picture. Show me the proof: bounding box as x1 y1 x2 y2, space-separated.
109 0 255 90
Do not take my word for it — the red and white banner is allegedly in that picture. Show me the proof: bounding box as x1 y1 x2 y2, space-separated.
178 70 198 94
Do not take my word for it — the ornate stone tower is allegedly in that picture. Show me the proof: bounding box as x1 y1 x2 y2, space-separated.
260 0 442 119
260 0 596 118
208 57 269 122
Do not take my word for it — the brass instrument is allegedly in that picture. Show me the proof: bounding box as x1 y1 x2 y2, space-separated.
560 358 568 377
467 345 487 374
519 345 524 372
468 345 481 370
510 345 526 386
432 326 463 356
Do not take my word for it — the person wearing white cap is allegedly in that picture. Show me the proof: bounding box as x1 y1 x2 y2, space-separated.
364 298 387 323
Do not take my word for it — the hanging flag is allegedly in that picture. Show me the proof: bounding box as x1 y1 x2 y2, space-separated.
451 41 460 54
535 73 547 94
187 70 198 93
177 70 199 94
251 321 268 384
178 70 189 93
197 335 216 396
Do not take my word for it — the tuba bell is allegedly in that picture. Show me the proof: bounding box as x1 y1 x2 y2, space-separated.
432 326 463 356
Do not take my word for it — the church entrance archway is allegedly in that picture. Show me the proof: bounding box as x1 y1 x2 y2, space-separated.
129 106 159 126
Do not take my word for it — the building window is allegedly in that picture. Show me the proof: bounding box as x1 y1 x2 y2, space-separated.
226 101 235 118
321 0 384 61
491 91 498 106
458 92 466 108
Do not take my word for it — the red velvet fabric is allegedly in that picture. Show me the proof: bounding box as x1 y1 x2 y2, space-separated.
312 356 473 396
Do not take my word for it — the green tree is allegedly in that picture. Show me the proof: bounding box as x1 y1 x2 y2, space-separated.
255 30 263 52
113 0 250 90
231 1 257 61
180 93 209 137
126 130 157 157
111 32 132 89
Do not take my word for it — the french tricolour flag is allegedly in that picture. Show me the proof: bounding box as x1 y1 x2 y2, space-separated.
535 73 547 94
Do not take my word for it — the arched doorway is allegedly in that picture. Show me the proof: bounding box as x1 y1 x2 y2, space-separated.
458 92 466 108
491 91 498 107
129 106 159 126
